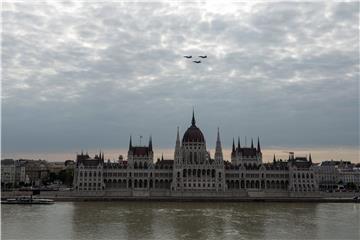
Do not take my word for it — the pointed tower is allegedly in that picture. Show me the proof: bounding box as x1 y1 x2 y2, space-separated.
129 135 132 151
174 127 181 163
273 154 276 163
237 137 241 152
251 138 254 149
215 127 223 163
191 108 196 126
231 138 236 156
257 137 261 153
309 153 312 163
149 135 153 152
175 127 180 149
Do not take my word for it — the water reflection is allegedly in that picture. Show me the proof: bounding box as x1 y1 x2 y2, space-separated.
2 202 359 240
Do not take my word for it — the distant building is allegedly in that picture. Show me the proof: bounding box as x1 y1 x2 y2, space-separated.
73 112 319 197
288 154 318 192
14 160 27 184
1 159 28 187
314 160 359 190
1 159 16 186
47 162 66 174
24 160 49 186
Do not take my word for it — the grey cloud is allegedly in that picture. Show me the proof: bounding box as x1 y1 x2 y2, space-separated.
1 2 358 155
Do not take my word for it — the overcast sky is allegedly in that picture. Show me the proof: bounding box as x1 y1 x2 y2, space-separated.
2 2 359 158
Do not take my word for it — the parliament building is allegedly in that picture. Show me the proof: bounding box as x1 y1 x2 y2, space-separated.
73 112 318 198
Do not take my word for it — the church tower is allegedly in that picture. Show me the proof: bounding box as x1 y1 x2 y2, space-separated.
214 127 223 164
174 127 182 166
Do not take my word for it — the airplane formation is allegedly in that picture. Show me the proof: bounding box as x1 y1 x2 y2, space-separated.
183 55 207 63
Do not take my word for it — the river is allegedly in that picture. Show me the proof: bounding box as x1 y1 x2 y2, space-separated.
2 202 359 240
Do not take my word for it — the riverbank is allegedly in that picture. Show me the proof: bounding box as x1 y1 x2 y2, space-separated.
2 190 359 203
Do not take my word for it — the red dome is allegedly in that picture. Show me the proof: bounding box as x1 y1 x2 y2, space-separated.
182 125 205 143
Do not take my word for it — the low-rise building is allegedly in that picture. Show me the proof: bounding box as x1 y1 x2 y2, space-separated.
1 159 16 187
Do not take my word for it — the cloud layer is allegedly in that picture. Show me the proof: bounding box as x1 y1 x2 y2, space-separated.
2 2 359 155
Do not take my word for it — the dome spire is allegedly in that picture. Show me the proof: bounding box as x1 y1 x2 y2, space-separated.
191 108 196 126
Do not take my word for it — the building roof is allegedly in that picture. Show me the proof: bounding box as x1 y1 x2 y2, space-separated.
131 146 151 156
182 125 205 143
239 147 257 156
182 111 205 143
1 159 14 165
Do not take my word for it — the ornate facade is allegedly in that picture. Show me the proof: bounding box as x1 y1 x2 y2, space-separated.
73 112 318 196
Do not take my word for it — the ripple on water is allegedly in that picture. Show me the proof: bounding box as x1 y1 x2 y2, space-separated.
2 202 360 240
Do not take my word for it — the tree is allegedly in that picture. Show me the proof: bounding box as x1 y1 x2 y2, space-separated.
345 182 357 191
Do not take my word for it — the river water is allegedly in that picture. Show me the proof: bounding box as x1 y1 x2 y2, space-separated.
1 202 359 240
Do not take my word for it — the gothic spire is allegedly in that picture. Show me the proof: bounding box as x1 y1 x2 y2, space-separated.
176 126 180 143
237 137 241 151
215 127 223 161
174 127 181 160
191 108 196 126
129 135 132 151
149 135 153 152
257 137 261 152
251 138 254 149
309 153 312 163
232 138 235 153
273 154 276 163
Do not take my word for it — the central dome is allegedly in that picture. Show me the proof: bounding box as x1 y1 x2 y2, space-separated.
182 111 205 143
